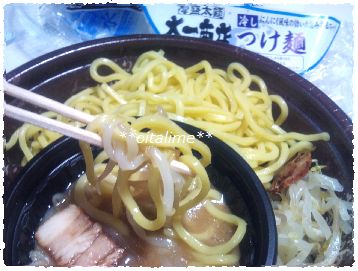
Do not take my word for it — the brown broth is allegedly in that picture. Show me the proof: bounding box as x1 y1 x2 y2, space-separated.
30 185 239 267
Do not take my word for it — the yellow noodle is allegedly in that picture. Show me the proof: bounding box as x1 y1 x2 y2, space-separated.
173 201 246 255
176 155 210 214
71 114 247 266
118 166 166 231
7 50 330 186
79 141 96 186
73 174 129 235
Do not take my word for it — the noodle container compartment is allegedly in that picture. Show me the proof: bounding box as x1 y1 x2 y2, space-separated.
4 35 353 266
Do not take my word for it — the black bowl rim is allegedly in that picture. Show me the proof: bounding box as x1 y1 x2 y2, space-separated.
4 121 277 266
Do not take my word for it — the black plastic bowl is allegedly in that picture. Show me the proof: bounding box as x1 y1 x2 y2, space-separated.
3 122 277 266
3 34 353 265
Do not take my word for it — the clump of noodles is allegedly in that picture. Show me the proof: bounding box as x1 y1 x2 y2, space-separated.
73 113 247 266
273 166 352 266
5 112 63 165
5 50 329 185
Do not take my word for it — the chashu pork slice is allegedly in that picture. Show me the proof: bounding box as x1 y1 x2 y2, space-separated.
35 204 125 266
98 248 126 266
73 233 120 266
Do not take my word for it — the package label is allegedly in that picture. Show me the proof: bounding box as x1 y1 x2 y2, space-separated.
143 4 340 74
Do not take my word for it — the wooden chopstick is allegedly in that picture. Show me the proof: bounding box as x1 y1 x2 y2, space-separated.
4 103 103 147
4 80 95 124
4 81 192 176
